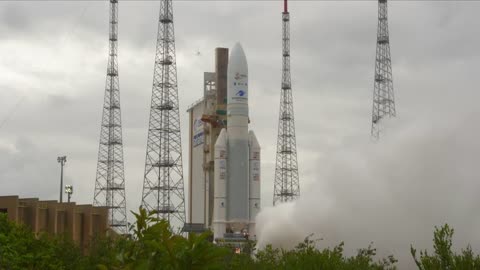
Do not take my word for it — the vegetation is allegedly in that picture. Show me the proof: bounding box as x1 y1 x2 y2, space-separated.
0 209 478 269
0 212 84 269
411 224 480 269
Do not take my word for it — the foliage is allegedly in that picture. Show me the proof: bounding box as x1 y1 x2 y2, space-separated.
0 210 398 270
21 209 480 269
411 224 480 270
248 237 397 270
95 207 229 270
0 213 85 270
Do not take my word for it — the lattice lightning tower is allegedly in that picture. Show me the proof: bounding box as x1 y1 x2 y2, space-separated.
93 0 128 235
371 0 396 139
273 0 300 206
141 0 186 230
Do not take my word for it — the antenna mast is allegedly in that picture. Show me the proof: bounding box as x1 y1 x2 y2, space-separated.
141 0 186 231
273 0 300 205
371 0 396 139
93 0 128 234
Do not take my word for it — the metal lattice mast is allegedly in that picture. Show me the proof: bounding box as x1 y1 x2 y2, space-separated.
273 0 300 206
371 0 395 139
93 0 128 234
141 0 186 230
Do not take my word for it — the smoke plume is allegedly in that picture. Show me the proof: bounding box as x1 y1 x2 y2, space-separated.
256 109 480 269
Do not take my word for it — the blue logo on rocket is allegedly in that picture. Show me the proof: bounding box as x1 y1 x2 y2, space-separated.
236 90 246 97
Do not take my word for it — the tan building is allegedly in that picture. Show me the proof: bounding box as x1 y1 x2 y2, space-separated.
0 195 109 252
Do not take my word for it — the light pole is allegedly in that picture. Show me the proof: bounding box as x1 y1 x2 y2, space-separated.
57 156 67 203
65 185 73 203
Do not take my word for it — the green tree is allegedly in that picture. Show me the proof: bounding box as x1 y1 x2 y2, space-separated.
99 207 228 270
0 213 84 270
411 224 480 270
0 210 403 270
249 236 396 270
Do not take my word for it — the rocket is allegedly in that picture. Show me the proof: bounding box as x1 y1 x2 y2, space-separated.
213 43 261 241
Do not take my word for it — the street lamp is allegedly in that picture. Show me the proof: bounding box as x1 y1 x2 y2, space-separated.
57 156 67 203
65 185 73 203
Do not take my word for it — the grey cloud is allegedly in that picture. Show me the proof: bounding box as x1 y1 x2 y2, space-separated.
0 136 68 200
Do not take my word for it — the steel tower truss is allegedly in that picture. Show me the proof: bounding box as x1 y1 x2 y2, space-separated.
273 0 300 206
93 0 128 235
141 0 186 230
371 0 396 139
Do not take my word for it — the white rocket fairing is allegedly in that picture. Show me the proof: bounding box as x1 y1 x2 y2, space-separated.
212 43 261 241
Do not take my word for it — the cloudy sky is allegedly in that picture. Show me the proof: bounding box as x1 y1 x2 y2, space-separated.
1 0 480 267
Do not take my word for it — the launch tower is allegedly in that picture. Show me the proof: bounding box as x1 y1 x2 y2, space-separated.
273 0 300 205
141 0 186 230
186 48 228 232
371 0 396 139
93 0 128 234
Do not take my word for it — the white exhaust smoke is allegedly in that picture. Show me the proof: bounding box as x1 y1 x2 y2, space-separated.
256 110 480 269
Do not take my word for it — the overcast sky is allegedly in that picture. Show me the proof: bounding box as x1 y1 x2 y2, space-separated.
1 1 480 267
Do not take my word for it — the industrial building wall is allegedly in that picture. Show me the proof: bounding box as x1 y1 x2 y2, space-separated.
0 196 108 254
188 102 206 224
38 208 48 232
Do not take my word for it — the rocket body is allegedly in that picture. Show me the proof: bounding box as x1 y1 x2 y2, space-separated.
226 43 249 225
212 43 261 241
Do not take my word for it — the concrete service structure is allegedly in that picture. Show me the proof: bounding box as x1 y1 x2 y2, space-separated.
187 48 228 231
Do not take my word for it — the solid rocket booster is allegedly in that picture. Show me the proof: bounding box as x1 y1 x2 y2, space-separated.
213 43 261 241
248 130 261 237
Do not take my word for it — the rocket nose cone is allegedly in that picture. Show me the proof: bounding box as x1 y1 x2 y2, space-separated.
215 128 228 147
232 42 244 54
248 131 260 149
228 42 248 106
230 42 247 70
